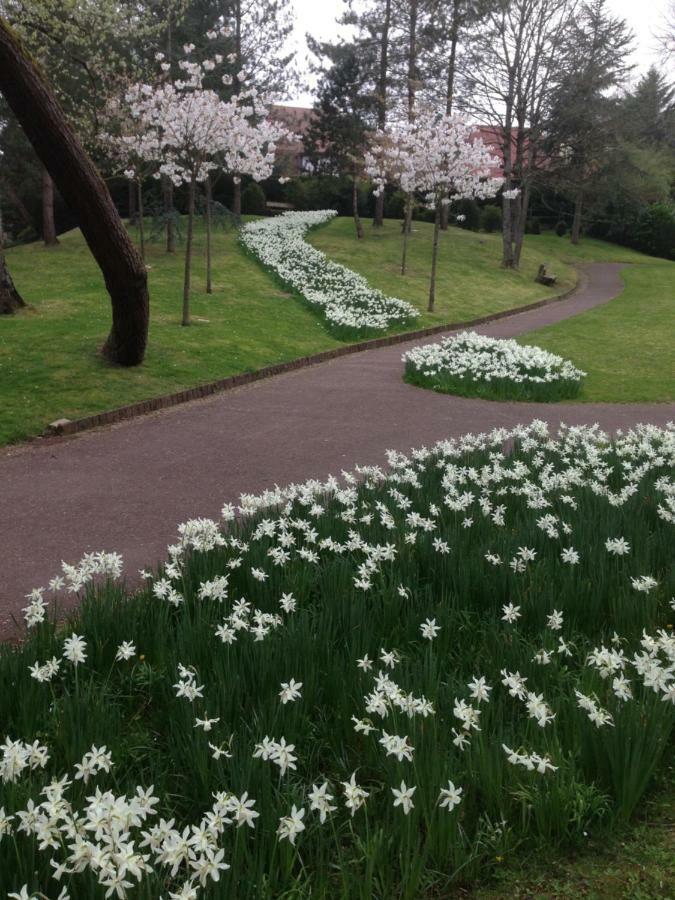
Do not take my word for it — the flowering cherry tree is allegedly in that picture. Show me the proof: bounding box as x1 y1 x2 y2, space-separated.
104 35 290 323
366 125 422 275
99 89 163 262
367 113 503 310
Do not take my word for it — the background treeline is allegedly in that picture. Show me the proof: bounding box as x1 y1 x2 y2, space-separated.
0 0 673 260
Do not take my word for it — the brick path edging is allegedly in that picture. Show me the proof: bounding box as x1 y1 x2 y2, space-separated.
46 275 582 439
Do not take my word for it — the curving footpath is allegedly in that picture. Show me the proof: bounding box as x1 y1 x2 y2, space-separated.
0 262 672 637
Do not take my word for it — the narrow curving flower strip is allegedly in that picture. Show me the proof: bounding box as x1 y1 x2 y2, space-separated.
403 331 586 401
240 210 420 337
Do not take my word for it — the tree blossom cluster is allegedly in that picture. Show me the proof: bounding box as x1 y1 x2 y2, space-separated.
3 421 674 897
239 210 419 334
100 38 289 191
365 112 504 210
403 331 586 399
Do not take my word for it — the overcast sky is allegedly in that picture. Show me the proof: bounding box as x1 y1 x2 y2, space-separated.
283 0 672 106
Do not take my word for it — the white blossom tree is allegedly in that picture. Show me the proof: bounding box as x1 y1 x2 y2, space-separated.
413 113 502 311
368 112 502 310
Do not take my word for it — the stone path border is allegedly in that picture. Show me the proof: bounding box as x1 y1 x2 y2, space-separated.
1 262 672 637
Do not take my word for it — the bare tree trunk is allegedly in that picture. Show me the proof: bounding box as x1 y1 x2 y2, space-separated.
42 166 58 246
571 190 583 244
182 177 195 326
0 19 149 365
441 0 461 236
137 179 145 261
428 203 441 312
513 184 530 269
373 0 392 228
407 0 418 123
352 176 364 240
0 250 25 314
128 178 136 222
233 179 242 218
205 175 213 293
406 6 418 120
401 193 413 275
164 177 175 253
440 198 450 231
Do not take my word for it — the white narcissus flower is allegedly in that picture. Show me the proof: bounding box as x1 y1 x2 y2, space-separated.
420 617 441 640
341 772 369 816
63 633 87 666
309 781 337 824
439 780 463 811
277 805 305 844
391 780 416 815
115 641 136 661
279 678 303 704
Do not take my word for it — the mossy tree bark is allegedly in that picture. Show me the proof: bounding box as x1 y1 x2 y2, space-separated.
0 18 149 365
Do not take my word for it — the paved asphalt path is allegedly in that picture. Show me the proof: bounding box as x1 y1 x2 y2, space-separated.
1 262 672 636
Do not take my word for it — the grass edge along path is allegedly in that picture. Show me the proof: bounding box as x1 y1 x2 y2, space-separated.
1 421 673 898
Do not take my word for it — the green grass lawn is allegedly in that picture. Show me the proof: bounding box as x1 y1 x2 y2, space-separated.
308 216 660 328
1 216 671 445
522 264 675 403
1 221 342 445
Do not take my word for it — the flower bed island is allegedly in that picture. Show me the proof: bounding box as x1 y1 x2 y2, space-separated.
403 331 586 401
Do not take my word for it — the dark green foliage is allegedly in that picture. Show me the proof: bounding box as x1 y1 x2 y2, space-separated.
556 221 568 237
241 181 267 216
481 205 503 234
305 40 377 178
454 198 481 231
526 218 542 235
633 203 675 260
384 189 407 220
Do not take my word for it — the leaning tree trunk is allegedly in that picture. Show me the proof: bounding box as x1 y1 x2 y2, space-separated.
428 203 441 312
0 18 149 365
182 176 195 326
571 191 583 245
0 250 25 314
42 166 58 246
352 176 364 240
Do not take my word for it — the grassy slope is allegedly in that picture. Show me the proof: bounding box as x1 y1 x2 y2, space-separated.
312 219 674 405
522 264 675 403
308 216 658 328
1 222 341 445
1 216 670 445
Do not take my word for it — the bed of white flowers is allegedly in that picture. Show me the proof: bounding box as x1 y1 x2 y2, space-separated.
403 331 587 402
2 421 674 899
239 210 419 338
